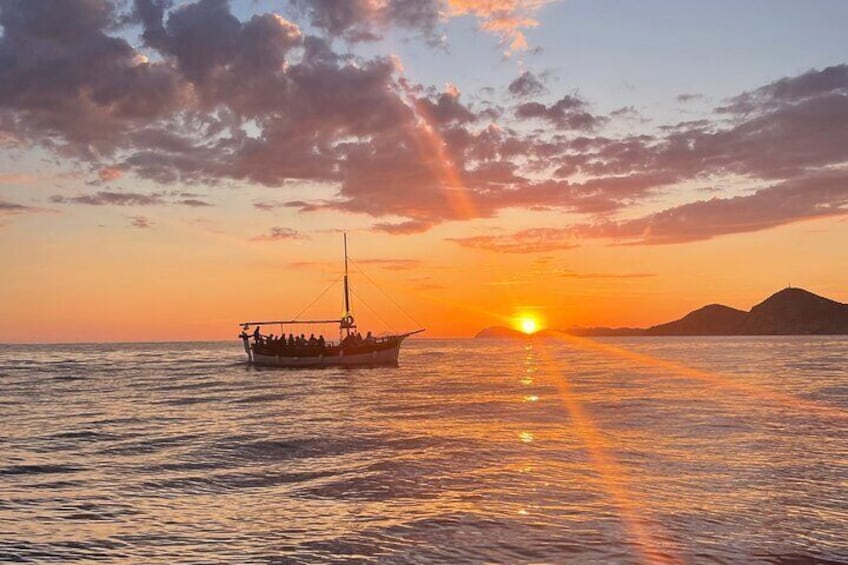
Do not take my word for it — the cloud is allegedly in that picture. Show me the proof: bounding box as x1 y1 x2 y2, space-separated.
515 95 606 130
416 282 446 290
412 84 478 125
251 226 302 241
446 0 558 53
289 0 555 53
286 257 419 271
98 167 123 182
594 71 848 183
458 169 848 249
371 219 435 234
559 270 655 279
0 2 846 245
290 0 441 42
572 170 848 245
49 190 212 207
178 198 212 207
254 200 286 211
0 0 189 155
508 71 545 97
0 174 37 185
0 201 28 212
718 64 848 114
286 260 329 269
609 106 641 120
449 228 579 253
676 93 703 103
353 258 421 270
130 215 152 229
50 191 166 206
0 200 48 218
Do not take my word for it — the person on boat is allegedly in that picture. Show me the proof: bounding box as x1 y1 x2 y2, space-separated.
253 326 261 341
288 333 295 347
365 331 375 344
318 335 326 350
308 333 318 346
299 334 306 346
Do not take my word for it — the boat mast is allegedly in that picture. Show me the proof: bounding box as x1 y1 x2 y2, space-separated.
341 233 354 336
344 233 350 315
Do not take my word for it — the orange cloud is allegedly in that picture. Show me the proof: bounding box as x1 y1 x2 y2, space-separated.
98 167 123 182
449 228 579 253
446 0 558 52
0 173 36 185
251 227 303 242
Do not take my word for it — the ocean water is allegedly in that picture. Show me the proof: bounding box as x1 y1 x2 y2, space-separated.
1 337 846 564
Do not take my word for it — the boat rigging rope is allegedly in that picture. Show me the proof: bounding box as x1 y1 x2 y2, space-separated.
350 286 397 333
292 274 343 321
347 257 424 329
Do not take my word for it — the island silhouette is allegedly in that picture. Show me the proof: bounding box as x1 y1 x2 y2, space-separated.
477 287 848 338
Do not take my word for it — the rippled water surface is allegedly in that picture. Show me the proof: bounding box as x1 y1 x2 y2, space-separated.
1 338 847 564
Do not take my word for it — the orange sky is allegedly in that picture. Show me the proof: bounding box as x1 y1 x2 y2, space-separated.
1 211 846 343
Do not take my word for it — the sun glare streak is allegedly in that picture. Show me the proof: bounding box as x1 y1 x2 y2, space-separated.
532 344 681 565
547 332 848 422
401 84 477 221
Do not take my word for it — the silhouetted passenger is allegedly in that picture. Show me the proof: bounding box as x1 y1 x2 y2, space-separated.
365 331 374 344
288 333 295 346
253 326 261 340
308 333 317 346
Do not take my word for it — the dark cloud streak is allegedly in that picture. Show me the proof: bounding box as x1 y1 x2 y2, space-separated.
50 191 166 206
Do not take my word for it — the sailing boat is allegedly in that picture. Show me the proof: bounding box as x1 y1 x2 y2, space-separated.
239 234 424 367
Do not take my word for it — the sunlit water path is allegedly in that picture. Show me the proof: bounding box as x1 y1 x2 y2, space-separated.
1 338 846 563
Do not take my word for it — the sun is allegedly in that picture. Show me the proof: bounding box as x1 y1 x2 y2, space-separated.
519 317 539 334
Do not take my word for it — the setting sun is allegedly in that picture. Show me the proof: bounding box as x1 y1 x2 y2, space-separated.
519 317 539 334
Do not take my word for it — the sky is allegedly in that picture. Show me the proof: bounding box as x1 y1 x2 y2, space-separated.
1 0 847 343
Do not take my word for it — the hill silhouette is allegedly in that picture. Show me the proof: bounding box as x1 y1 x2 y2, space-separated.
645 304 748 335
650 287 848 335
475 288 848 338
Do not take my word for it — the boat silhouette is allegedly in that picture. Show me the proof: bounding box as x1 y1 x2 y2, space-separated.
239 234 424 367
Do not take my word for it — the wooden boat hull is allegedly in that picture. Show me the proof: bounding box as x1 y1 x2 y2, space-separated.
250 342 402 368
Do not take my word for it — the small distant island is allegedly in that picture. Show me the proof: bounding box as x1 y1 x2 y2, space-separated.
476 287 848 338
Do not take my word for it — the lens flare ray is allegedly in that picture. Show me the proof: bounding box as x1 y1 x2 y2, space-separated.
532 343 682 564
546 332 848 422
